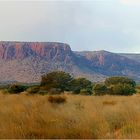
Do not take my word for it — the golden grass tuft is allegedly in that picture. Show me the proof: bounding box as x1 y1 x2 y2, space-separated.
103 100 117 105
0 91 139 138
48 95 66 103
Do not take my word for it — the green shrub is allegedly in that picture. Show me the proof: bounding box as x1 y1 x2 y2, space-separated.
27 86 40 94
111 83 136 95
104 77 136 95
48 95 66 104
70 78 93 95
93 84 107 95
105 76 136 88
48 88 62 95
80 89 91 95
0 85 9 90
41 71 73 92
8 84 27 94
136 85 140 94
38 90 48 95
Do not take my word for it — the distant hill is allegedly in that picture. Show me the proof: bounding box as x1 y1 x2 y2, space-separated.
75 51 140 82
119 53 140 63
0 41 139 83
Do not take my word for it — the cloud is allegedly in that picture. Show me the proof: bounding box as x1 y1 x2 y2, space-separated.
120 0 140 6
0 1 140 53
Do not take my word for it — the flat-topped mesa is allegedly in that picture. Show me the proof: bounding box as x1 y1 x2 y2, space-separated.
0 41 72 61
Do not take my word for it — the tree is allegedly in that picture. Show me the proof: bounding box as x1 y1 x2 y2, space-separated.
93 83 107 95
8 84 27 94
105 76 136 95
41 71 73 92
111 83 136 95
70 78 93 94
105 76 136 87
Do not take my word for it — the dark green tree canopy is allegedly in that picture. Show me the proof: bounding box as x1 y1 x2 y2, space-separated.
70 78 93 94
105 76 136 87
8 84 27 94
93 83 107 95
110 83 136 95
104 76 136 95
40 72 136 96
41 71 73 91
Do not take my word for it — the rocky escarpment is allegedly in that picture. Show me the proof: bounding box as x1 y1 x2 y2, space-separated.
76 51 140 73
0 41 140 83
119 53 140 63
0 42 73 63
0 41 104 83
75 50 140 82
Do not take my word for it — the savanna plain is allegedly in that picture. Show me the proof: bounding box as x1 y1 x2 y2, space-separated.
0 90 140 139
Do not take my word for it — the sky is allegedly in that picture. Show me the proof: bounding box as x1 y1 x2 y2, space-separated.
0 0 140 53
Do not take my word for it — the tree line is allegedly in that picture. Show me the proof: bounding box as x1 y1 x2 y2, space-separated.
8 71 136 95
39 71 136 95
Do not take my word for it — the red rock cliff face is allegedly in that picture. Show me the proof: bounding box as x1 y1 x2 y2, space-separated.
0 41 72 62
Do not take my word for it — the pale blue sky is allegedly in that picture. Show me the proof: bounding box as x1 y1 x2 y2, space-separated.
0 0 140 53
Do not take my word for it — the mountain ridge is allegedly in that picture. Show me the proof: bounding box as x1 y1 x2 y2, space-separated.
0 41 139 83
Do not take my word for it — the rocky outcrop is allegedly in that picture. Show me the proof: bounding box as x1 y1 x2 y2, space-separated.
0 41 73 63
75 50 140 81
0 41 140 83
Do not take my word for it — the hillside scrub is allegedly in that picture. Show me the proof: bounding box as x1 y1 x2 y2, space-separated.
8 84 28 94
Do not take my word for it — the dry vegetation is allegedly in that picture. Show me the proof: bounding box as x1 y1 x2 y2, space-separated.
0 91 140 139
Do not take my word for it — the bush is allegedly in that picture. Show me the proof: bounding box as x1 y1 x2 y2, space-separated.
104 77 136 95
38 90 48 95
41 71 73 92
48 95 66 104
93 84 107 95
105 76 136 88
136 85 140 94
8 84 27 94
70 78 93 95
111 83 136 95
27 86 40 94
48 88 62 95
40 71 93 95
80 89 91 95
